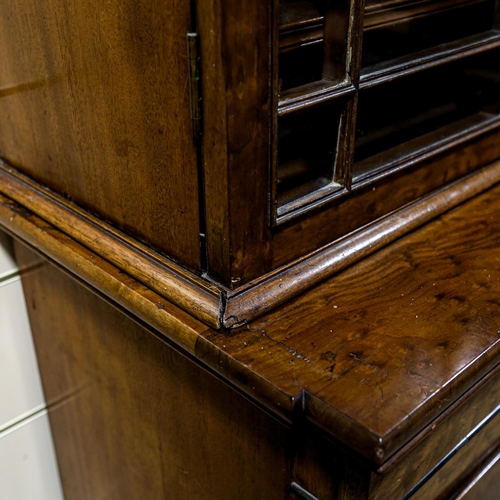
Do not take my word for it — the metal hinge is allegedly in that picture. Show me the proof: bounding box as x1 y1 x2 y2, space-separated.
187 32 202 139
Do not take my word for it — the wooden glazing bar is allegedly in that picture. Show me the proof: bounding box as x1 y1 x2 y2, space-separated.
353 113 500 184
279 0 494 48
321 0 351 82
360 30 500 89
279 0 324 51
278 81 355 115
364 0 491 30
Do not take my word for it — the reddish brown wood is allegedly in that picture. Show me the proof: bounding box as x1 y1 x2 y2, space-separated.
0 163 222 328
224 160 500 327
449 445 500 499
273 128 500 266
411 413 500 499
0 0 202 270
6 174 500 468
3 2 500 496
364 0 491 30
213 181 500 463
370 364 500 499
4 164 500 497
15 243 290 500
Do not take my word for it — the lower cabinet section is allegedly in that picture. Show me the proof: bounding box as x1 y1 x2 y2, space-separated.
17 247 290 500
14 243 500 500
0 411 64 500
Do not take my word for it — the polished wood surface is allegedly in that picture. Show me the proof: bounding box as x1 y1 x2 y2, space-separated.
371 364 500 498
3 1 500 497
453 446 500 499
13 192 500 498
224 160 500 327
0 0 202 270
5 161 500 470
273 128 500 267
2 0 500 297
4 155 500 330
209 180 500 463
197 0 273 285
15 244 290 500
0 163 222 328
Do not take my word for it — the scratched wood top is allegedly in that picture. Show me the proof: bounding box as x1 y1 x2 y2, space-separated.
202 181 500 464
3 173 500 467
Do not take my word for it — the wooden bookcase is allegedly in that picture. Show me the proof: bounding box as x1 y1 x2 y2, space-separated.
2 1 500 498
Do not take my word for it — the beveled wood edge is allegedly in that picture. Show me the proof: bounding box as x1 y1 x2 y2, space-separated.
0 161 222 329
377 361 500 474
0 193 297 425
0 194 383 464
223 160 500 328
304 335 500 467
3 160 500 331
4 190 500 468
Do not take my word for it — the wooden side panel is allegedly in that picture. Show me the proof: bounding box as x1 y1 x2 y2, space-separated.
15 243 289 500
0 0 202 271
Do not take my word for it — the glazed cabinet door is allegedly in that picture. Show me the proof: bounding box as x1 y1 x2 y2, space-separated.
200 0 500 288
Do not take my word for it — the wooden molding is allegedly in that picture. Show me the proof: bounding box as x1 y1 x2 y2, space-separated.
0 162 222 328
223 161 500 327
5 166 500 467
2 159 500 329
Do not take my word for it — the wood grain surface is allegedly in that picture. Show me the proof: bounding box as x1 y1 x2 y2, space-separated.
3 155 500 331
198 0 273 285
209 180 500 463
0 163 222 328
15 243 290 500
5 173 500 468
273 128 500 267
370 363 500 499
0 0 202 270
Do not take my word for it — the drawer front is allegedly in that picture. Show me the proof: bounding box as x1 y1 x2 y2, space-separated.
0 278 45 428
0 231 16 280
0 411 63 499
371 363 500 500
458 448 500 500
411 407 500 499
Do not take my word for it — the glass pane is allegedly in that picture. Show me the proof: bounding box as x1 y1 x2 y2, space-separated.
354 49 500 178
277 102 343 207
279 0 326 91
362 0 496 68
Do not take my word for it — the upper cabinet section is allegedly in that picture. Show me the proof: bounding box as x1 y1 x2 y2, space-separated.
2 0 500 308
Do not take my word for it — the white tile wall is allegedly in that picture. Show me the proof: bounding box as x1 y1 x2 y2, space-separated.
0 412 64 500
0 279 45 429
0 231 64 499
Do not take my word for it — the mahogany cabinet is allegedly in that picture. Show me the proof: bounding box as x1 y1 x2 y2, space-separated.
2 0 500 498
2 0 500 329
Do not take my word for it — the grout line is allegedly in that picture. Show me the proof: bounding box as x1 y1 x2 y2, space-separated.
0 404 48 436
0 268 20 285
